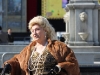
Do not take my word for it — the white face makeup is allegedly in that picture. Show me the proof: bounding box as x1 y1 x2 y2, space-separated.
30 25 46 42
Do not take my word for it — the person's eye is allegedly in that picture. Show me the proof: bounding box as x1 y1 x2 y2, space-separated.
36 28 41 31
31 28 41 32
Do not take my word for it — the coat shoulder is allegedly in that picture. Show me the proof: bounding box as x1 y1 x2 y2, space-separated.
52 40 68 48
47 40 69 51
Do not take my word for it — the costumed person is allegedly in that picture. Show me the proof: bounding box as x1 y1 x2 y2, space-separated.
7 28 14 43
1 16 80 75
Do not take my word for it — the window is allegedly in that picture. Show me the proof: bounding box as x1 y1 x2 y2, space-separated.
2 0 27 32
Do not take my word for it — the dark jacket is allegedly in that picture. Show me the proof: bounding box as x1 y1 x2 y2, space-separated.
0 32 8 44
8 34 14 43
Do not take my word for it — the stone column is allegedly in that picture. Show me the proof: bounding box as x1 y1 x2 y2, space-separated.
64 0 100 46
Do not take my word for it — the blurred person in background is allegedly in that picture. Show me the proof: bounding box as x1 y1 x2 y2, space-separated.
0 26 8 44
57 32 65 42
7 28 14 43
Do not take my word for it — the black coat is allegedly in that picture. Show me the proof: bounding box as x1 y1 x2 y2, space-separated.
8 34 14 42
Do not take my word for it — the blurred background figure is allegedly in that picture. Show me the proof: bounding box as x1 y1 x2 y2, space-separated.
0 26 3 34
56 32 65 42
7 28 14 43
0 26 8 44
57 32 62 40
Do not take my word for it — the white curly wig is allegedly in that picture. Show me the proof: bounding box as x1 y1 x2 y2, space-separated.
28 16 58 40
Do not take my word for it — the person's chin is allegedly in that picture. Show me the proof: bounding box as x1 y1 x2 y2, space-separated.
33 38 39 41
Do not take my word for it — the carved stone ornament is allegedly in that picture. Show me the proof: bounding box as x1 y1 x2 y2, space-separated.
79 12 87 22
63 11 70 23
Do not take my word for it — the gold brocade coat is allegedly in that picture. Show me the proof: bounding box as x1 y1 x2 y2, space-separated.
3 39 80 75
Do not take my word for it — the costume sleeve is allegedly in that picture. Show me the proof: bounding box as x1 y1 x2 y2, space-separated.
3 45 29 75
58 46 80 75
4 56 21 75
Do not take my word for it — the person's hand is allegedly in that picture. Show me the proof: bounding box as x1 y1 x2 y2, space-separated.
1 63 11 75
47 66 60 75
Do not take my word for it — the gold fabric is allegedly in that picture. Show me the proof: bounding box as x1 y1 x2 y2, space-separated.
28 47 57 75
